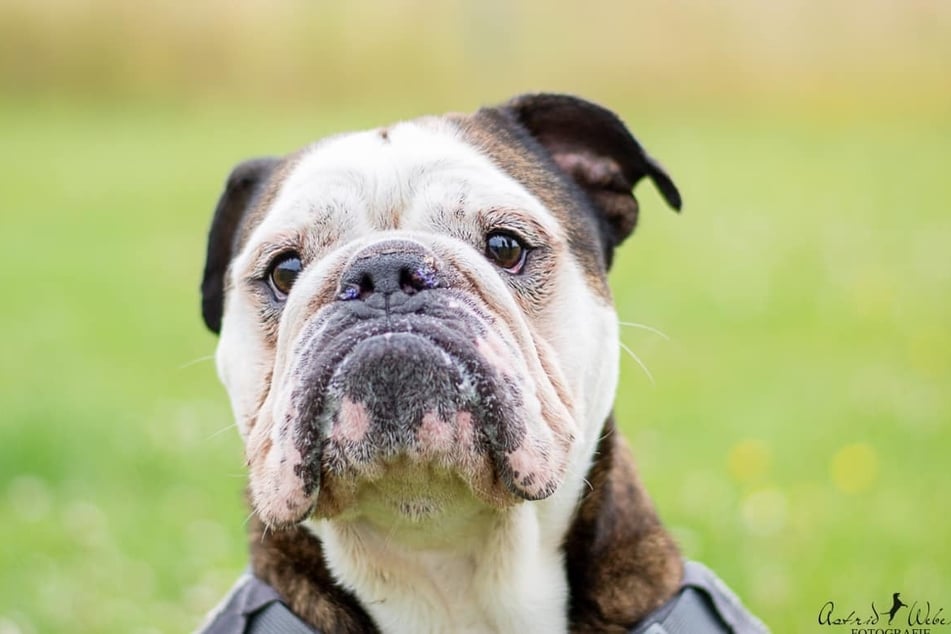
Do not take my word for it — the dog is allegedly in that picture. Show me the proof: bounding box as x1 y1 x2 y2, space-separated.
197 94 767 633
887 592 908 625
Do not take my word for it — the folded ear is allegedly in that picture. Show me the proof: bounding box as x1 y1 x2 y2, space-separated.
200 157 280 334
502 93 681 257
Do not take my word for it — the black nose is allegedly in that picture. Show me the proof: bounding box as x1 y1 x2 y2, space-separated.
337 241 443 311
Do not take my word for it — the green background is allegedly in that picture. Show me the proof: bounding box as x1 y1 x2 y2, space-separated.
1 2 949 632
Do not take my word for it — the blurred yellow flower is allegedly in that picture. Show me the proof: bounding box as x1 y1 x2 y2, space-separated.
727 439 771 484
830 443 879 494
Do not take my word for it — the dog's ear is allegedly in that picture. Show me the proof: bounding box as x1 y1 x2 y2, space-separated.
502 93 681 258
201 157 279 334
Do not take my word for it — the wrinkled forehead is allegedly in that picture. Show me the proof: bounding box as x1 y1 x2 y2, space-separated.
243 117 565 250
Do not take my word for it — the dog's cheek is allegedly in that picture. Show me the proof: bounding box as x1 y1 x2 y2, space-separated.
216 294 277 441
536 263 620 449
491 373 575 501
247 428 316 526
463 281 577 501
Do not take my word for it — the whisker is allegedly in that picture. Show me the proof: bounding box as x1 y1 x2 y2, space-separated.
205 422 237 441
382 516 402 550
178 354 216 369
618 341 656 386
617 321 670 341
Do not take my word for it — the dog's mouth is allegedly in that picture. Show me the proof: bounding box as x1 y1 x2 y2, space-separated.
318 326 501 469
248 296 565 527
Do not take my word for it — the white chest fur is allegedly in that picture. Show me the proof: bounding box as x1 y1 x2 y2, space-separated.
305 501 570 634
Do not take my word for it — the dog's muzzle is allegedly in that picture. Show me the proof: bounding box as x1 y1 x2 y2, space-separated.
251 239 561 525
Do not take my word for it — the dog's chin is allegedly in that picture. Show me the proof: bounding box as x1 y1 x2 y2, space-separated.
253 454 515 531
317 459 510 543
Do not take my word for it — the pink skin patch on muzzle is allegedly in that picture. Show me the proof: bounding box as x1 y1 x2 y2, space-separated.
330 398 372 443
247 435 316 526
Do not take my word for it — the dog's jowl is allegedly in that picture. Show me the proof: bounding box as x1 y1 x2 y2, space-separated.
197 94 767 634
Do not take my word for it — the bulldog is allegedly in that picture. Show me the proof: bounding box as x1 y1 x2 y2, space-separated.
198 94 766 633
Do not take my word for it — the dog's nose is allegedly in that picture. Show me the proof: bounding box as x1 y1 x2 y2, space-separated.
337 240 443 310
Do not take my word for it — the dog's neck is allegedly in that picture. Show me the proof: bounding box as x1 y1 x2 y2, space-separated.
248 419 682 634
305 500 570 634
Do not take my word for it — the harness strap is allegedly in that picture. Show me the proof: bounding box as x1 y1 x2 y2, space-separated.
245 601 318 634
198 561 767 633
195 571 318 634
631 561 770 634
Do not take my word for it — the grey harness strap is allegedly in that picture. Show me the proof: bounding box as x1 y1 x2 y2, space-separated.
196 572 318 634
630 561 769 633
198 560 768 633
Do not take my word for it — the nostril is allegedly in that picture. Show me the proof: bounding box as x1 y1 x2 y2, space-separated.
359 273 374 296
338 273 376 301
338 245 442 304
399 267 419 295
399 270 415 295
400 265 440 295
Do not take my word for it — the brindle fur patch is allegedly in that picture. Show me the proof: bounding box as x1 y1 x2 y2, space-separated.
563 417 682 633
234 149 308 254
454 109 614 300
249 512 380 634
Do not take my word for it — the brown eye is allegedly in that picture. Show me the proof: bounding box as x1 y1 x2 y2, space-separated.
268 253 302 299
485 232 527 273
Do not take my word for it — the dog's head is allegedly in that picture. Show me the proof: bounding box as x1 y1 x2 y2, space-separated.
201 94 680 530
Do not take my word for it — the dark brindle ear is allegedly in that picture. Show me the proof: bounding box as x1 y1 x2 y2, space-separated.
503 93 681 259
201 157 280 334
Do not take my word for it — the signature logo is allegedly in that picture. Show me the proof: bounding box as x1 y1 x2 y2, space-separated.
818 592 949 633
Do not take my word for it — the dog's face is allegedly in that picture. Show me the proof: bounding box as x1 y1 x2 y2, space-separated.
201 94 680 531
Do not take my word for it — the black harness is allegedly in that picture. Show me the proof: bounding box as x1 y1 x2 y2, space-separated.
199 560 768 633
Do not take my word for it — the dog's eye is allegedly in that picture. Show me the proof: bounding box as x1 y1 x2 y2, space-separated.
268 252 302 299
485 232 527 273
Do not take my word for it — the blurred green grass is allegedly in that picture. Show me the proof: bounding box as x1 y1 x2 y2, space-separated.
3 5 950 633
1 97 947 633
